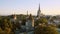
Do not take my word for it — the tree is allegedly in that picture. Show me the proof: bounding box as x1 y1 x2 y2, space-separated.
4 27 11 34
35 18 48 26
39 18 48 24
0 27 3 34
35 24 58 34
58 24 60 28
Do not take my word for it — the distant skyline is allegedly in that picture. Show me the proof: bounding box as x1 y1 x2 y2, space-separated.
0 0 60 16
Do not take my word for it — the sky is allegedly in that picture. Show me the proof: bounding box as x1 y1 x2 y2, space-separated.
0 0 60 16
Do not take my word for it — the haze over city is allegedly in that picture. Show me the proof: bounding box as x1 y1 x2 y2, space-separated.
0 0 60 16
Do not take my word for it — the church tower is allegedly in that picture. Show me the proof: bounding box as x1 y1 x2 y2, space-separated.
37 4 41 18
26 14 34 31
12 11 17 20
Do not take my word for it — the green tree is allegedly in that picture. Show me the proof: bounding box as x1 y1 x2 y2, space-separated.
4 27 11 34
3 19 9 28
39 18 48 24
35 24 58 34
0 27 3 34
58 24 60 28
35 18 48 26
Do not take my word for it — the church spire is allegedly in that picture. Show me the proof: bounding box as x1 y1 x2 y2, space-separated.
39 4 40 11
37 3 41 18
